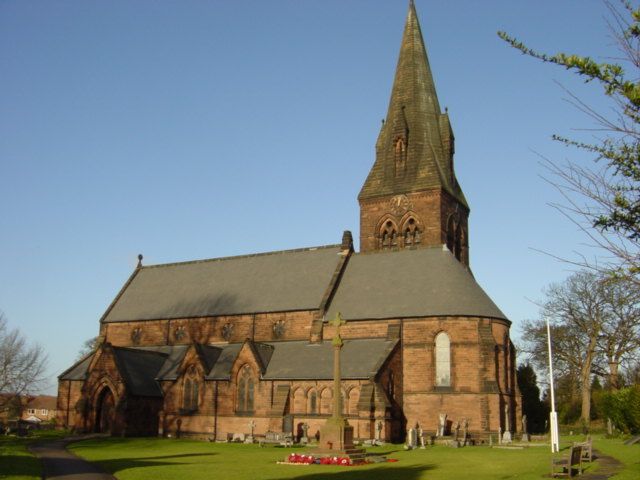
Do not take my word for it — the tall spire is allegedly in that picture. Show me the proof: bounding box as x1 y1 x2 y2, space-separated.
358 1 470 263
359 1 466 207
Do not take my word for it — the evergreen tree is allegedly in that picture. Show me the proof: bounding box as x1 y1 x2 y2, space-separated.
517 364 549 433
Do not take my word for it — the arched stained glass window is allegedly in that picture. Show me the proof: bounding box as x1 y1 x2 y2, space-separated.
182 369 200 412
237 365 255 413
435 332 451 387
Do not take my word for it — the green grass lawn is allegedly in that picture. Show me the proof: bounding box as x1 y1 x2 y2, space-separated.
0 429 68 480
67 435 638 480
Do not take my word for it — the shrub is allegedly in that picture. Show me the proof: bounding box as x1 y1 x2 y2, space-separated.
598 386 640 434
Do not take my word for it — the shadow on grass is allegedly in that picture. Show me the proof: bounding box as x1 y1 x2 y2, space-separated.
109 452 217 461
93 452 217 475
0 455 41 478
278 464 435 480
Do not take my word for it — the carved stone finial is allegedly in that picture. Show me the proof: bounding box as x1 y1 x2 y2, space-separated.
137 254 143 268
341 230 353 252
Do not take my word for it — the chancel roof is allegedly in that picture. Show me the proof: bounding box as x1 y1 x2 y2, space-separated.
326 247 507 321
102 245 344 323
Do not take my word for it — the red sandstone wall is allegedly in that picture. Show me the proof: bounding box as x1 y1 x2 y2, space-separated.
103 310 316 347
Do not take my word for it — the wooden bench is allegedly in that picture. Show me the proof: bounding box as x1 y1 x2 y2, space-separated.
551 445 583 478
258 431 293 447
573 436 593 462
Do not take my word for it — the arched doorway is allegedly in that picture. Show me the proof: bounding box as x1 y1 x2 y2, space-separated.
95 387 115 434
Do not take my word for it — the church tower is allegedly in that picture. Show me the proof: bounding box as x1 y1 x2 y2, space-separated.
359 1 469 266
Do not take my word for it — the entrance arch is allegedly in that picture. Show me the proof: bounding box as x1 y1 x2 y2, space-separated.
95 387 115 433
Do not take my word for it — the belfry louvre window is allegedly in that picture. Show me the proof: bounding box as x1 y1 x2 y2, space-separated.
237 365 255 413
435 332 451 387
380 220 398 250
403 217 421 247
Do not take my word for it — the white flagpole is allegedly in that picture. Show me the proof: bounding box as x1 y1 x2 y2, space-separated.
546 317 560 453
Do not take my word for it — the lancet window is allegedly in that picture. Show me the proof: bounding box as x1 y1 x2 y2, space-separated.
435 332 451 387
446 216 456 253
237 365 255 413
394 136 407 176
308 389 318 414
182 366 200 412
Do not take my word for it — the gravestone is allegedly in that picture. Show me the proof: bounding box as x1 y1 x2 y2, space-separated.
300 422 309 445
438 413 447 437
406 428 417 449
521 414 530 442
462 418 469 446
417 423 426 449
375 420 383 441
246 420 256 443
502 405 512 444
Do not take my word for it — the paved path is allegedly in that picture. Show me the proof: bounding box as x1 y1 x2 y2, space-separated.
581 450 624 480
29 435 115 480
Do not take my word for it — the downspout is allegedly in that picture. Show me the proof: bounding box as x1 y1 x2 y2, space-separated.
213 382 219 441
66 381 71 428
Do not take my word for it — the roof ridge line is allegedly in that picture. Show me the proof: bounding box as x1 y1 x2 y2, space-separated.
139 243 343 269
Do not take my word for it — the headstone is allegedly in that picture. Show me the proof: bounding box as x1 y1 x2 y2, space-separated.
245 420 256 443
607 417 613 436
375 420 384 441
301 422 309 445
521 414 529 442
417 423 426 449
438 413 447 437
462 418 469 446
406 428 417 449
502 405 512 444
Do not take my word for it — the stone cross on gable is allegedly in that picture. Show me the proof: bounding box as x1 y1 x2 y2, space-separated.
330 312 346 347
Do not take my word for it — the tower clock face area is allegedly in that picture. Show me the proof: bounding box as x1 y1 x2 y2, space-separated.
390 195 412 216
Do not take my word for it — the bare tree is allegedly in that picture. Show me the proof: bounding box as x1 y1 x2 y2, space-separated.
0 311 48 410
77 336 99 360
597 276 640 388
523 272 609 426
521 271 640 425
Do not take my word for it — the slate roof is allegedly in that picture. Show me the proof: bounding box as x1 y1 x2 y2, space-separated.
261 339 397 380
206 343 243 380
58 353 94 380
102 245 344 323
326 247 507 321
113 348 167 397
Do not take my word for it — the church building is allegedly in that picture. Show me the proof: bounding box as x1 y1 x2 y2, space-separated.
57 1 521 443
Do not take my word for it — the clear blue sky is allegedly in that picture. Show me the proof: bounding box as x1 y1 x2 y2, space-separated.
0 0 616 393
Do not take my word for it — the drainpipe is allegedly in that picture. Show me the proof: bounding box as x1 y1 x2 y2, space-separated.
213 382 219 441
